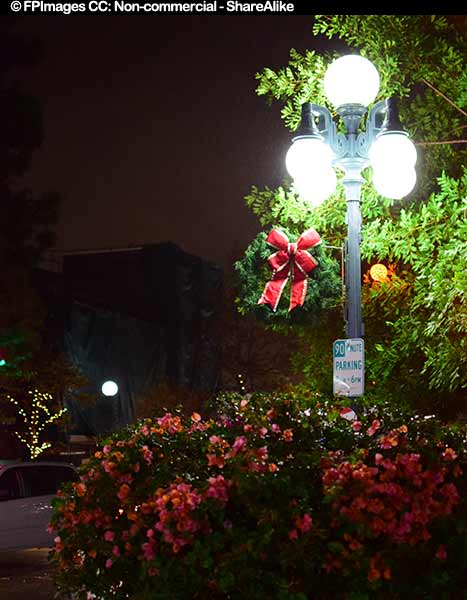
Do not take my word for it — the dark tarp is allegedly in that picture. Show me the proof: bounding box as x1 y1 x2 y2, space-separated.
64 302 167 436
61 243 222 435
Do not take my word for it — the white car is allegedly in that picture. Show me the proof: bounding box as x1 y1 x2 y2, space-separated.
0 461 78 551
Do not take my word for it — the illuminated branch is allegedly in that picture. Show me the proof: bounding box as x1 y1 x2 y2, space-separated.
421 78 467 119
416 139 467 146
7 389 67 460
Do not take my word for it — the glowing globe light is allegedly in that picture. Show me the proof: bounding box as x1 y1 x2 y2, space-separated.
293 167 337 207
101 380 119 397
372 166 416 200
285 137 334 180
370 132 417 170
370 263 389 282
324 55 380 108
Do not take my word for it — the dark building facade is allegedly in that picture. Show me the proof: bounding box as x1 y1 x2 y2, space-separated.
38 243 223 435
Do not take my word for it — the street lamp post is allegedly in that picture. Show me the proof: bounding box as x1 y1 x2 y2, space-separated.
285 55 417 393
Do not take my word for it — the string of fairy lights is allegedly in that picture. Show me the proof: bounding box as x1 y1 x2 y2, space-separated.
7 389 67 459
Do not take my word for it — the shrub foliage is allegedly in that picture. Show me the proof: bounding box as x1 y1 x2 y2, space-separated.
51 393 467 599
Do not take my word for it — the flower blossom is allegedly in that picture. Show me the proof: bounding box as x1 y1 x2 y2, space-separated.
207 454 225 469
104 530 115 542
232 435 247 454
157 413 183 434
288 529 298 540
442 447 457 462
142 540 156 561
74 482 86 497
295 513 312 534
206 475 231 503
435 544 447 560
379 431 399 449
117 484 131 502
141 445 153 465
367 419 381 436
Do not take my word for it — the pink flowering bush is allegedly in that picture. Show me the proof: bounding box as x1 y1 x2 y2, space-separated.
50 393 467 599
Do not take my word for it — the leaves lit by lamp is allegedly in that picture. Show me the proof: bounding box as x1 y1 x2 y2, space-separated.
370 263 389 282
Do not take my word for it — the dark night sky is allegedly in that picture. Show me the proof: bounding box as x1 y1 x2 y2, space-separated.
14 16 333 268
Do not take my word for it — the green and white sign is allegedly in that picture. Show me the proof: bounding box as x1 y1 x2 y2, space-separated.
333 338 364 397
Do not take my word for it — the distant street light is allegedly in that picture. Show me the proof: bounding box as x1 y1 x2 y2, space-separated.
101 380 119 397
285 54 417 351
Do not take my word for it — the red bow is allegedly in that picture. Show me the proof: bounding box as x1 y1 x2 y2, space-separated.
258 228 321 312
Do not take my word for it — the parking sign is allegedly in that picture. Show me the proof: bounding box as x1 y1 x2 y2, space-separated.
333 338 364 397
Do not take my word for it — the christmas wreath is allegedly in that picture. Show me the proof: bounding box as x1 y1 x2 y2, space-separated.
235 227 342 327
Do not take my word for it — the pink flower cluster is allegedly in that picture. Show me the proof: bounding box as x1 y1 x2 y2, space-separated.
52 417 235 570
152 482 203 553
206 475 232 503
322 447 460 569
135 475 233 556
138 412 208 438
288 513 313 540
206 432 278 474
156 413 184 434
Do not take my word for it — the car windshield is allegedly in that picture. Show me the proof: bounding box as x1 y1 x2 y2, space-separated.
21 465 78 497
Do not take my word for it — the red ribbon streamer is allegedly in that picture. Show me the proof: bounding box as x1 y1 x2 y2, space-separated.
258 228 321 312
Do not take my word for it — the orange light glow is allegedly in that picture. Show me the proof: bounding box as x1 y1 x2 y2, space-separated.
370 263 388 282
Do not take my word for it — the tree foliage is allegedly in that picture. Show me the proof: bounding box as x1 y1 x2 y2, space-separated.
0 22 60 269
241 15 467 412
0 25 88 452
